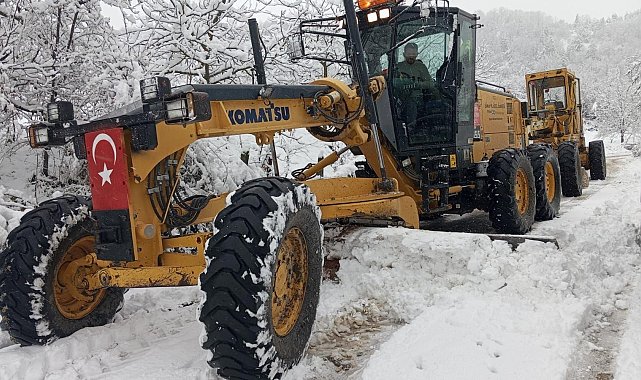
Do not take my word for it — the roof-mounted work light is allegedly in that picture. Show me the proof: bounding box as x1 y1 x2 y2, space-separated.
357 0 395 11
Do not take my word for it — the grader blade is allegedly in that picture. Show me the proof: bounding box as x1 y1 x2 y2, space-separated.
486 234 559 249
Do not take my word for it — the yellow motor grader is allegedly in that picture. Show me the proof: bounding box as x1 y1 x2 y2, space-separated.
525 68 607 197
0 1 561 379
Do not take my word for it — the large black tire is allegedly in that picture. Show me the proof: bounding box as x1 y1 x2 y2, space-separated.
527 144 561 221
558 141 583 197
589 140 607 180
487 149 536 234
0 195 124 346
199 178 323 380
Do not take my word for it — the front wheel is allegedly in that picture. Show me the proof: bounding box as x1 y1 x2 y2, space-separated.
199 178 323 380
487 149 536 234
0 195 124 345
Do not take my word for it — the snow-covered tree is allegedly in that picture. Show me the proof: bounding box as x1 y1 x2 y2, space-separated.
118 0 268 85
0 0 130 186
594 67 641 143
631 58 641 95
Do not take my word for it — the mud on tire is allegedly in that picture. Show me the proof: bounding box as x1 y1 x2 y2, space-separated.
0 195 124 346
487 149 536 234
589 140 607 180
199 177 323 380
527 144 561 221
558 141 583 197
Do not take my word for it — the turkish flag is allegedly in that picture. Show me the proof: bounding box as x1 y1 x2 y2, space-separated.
85 128 130 211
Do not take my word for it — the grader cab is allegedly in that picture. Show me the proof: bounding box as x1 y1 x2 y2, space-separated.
525 68 607 197
1 1 563 379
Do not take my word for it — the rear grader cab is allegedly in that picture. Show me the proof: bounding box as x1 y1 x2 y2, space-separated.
1 1 562 379
525 68 607 197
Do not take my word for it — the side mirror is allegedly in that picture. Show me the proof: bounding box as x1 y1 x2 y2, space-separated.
285 33 304 62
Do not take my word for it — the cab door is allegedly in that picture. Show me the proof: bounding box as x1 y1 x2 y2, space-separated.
455 14 477 167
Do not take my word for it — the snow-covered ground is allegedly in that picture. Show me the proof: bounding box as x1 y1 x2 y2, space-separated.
0 146 640 379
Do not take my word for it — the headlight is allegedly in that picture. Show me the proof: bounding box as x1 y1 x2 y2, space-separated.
47 101 74 123
140 76 172 103
164 92 212 124
166 98 190 122
28 124 50 148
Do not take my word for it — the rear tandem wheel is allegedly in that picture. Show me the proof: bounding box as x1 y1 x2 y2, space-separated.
527 144 562 221
487 149 537 234
588 140 607 180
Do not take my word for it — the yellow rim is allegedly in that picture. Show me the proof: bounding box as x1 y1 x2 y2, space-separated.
54 236 106 319
271 227 308 337
544 161 556 202
515 168 530 216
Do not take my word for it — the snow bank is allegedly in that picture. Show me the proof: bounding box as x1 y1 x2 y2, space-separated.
615 274 641 379
314 228 589 380
357 155 641 379
0 186 29 247
0 287 212 379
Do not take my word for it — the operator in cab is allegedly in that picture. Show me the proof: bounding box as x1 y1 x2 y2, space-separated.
395 43 437 130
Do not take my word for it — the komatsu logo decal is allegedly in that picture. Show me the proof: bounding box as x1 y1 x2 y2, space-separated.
228 105 291 125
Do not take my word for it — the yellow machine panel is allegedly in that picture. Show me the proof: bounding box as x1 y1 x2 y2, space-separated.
473 87 526 162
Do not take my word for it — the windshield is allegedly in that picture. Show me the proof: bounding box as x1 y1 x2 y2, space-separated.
528 76 567 111
395 21 452 81
362 25 393 76
362 17 457 146
362 20 453 79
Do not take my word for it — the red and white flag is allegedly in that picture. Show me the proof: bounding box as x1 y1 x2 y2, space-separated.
85 128 130 211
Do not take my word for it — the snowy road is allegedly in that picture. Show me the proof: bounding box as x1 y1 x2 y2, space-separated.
0 154 640 380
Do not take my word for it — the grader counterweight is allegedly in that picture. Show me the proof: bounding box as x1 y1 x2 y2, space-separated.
1 1 561 379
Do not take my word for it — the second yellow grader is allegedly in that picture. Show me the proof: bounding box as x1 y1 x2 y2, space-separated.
525 68 607 197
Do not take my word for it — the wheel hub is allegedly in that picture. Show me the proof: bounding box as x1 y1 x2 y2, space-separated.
544 161 556 202
515 168 530 215
271 227 308 337
54 236 106 319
